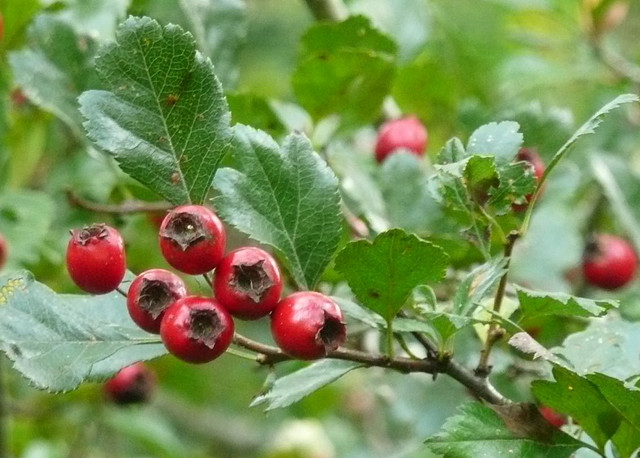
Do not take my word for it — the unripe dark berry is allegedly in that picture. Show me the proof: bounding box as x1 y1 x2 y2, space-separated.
512 147 545 212
127 269 187 333
104 362 156 405
539 406 566 429
66 223 126 294
0 232 7 271
213 247 282 320
158 205 226 275
271 292 346 360
160 296 234 364
374 116 428 163
582 234 637 290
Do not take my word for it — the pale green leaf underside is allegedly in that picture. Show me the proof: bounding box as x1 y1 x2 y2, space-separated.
79 16 233 205
213 125 342 289
517 288 617 320
0 272 166 392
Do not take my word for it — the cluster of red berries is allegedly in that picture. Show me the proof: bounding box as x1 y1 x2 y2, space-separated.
66 205 347 365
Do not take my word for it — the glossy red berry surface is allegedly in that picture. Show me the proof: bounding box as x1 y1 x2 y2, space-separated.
127 269 187 333
104 362 156 405
214 247 282 320
160 296 234 364
158 205 226 275
66 223 126 294
271 292 346 360
0 232 7 271
374 116 428 163
582 234 637 290
512 147 545 212
539 406 566 429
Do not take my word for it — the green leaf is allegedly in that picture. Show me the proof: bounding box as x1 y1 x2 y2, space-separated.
213 125 342 290
425 402 585 457
552 316 640 380
453 256 507 316
9 15 101 136
226 92 286 138
0 272 166 392
250 359 361 411
533 366 640 456
292 15 396 126
79 16 233 205
54 0 130 40
466 121 523 164
334 229 448 323
178 0 247 88
438 137 467 164
517 288 617 320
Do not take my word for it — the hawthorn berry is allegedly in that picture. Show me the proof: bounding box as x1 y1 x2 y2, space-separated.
539 406 566 429
512 147 545 212
213 247 282 320
158 205 226 275
582 233 637 290
66 223 126 294
0 232 7 270
160 296 234 364
271 292 346 360
127 269 187 333
104 362 156 405
374 116 428 163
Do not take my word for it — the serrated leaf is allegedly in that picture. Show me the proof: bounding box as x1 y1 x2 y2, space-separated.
250 359 361 411
9 15 101 136
553 315 640 380
79 16 233 205
0 272 166 392
453 256 507 316
508 332 557 362
517 288 617 320
334 229 448 323
292 15 396 126
425 402 584 458
466 121 523 164
487 160 536 213
438 137 467 164
213 125 342 289
533 365 640 456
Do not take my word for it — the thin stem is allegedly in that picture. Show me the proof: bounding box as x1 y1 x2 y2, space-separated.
386 321 395 359
115 287 128 298
475 231 519 377
397 310 438 360
202 274 213 288
66 190 171 214
590 36 640 87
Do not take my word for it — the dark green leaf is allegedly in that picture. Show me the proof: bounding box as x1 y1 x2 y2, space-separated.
517 288 617 320
213 125 342 289
9 15 101 136
226 92 286 138
79 16 233 205
334 229 448 322
250 359 361 411
293 15 396 126
425 402 584 457
466 121 523 164
0 272 165 392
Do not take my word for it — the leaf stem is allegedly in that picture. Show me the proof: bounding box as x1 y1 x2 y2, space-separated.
66 190 172 214
475 231 518 377
202 274 213 288
116 287 128 298
386 320 395 358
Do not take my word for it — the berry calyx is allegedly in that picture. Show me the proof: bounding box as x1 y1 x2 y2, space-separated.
582 233 637 290
512 147 545 212
213 247 282 320
158 205 226 275
160 296 234 364
104 362 156 405
539 406 566 429
374 116 428 163
127 269 187 333
271 292 346 360
66 223 126 294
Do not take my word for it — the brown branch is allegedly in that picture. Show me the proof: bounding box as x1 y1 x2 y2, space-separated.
232 333 510 405
475 231 519 377
66 190 172 214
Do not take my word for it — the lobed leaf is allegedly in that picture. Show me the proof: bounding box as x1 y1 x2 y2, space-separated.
517 288 617 320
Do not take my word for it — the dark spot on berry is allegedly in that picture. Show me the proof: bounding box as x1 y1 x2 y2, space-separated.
160 212 211 251
137 279 174 319
188 309 223 349
230 260 274 303
316 312 346 354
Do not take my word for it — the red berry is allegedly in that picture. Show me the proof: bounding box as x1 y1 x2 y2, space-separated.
160 296 234 364
271 292 346 360
374 116 428 163
213 247 282 320
127 269 187 333
512 147 545 212
104 362 156 405
66 223 126 294
539 406 566 429
0 233 7 270
582 234 637 290
158 205 226 275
